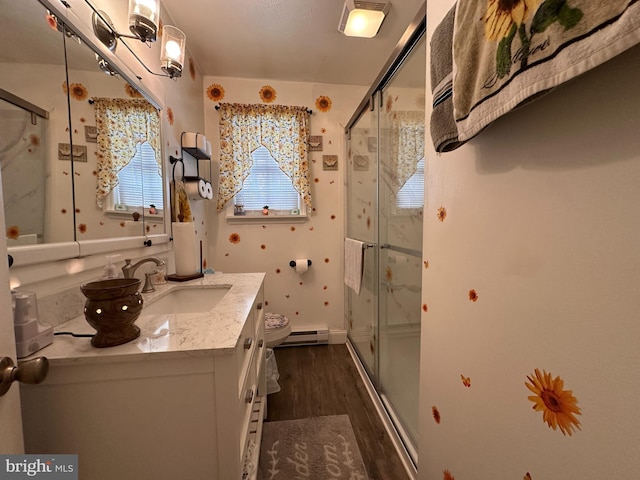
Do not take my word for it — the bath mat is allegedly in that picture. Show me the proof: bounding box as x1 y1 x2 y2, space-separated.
258 415 369 480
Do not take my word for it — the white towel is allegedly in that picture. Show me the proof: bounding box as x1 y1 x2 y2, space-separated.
344 238 364 295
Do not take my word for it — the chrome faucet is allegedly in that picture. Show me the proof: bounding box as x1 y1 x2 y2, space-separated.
122 257 166 293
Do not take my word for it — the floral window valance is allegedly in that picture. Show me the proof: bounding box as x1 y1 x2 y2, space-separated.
387 110 425 194
93 97 161 208
217 103 311 212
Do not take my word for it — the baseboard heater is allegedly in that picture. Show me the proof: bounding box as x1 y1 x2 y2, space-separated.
278 328 329 347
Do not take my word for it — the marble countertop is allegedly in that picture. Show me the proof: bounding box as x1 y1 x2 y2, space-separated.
30 272 265 366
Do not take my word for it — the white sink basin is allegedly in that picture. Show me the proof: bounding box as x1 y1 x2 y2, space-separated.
143 286 231 315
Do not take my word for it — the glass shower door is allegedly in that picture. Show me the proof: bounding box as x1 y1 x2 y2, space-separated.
346 102 378 378
377 35 425 451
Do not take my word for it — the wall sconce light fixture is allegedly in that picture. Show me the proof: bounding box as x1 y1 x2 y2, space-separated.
160 25 186 78
338 0 391 38
128 0 159 43
92 0 158 50
91 0 186 80
95 54 120 77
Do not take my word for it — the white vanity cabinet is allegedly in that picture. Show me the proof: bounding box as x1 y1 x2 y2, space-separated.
19 274 266 480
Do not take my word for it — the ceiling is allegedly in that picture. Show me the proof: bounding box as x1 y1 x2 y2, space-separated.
160 0 425 86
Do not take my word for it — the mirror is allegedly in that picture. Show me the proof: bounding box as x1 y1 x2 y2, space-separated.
0 0 165 260
0 0 75 246
66 19 164 240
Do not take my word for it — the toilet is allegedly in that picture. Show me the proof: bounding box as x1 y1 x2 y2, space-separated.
265 312 291 348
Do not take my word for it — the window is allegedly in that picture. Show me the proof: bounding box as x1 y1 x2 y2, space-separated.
395 157 424 211
234 146 303 213
111 141 164 212
217 103 311 218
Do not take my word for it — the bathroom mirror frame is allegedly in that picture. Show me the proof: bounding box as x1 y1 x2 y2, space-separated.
6 0 170 268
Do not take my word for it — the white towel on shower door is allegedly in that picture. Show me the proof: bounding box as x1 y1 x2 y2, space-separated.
344 238 364 295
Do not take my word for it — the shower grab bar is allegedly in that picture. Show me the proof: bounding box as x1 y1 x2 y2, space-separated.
380 243 421 259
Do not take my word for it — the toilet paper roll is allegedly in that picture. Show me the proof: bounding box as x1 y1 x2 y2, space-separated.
172 222 199 276
205 140 212 157
294 259 309 275
205 182 213 200
182 132 197 149
198 178 207 198
185 180 200 201
196 134 207 152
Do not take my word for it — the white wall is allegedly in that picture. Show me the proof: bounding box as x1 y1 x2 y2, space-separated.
203 76 366 337
419 2 640 479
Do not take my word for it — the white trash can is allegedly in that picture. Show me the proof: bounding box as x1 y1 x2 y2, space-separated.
265 348 281 394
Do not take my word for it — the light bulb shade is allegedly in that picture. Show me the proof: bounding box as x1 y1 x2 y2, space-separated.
128 0 158 42
338 0 390 38
160 26 186 78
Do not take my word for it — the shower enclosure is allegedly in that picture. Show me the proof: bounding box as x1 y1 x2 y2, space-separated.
0 90 49 245
345 10 425 469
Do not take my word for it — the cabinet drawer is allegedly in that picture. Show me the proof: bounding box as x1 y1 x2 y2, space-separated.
253 285 264 337
234 316 255 395
239 353 257 463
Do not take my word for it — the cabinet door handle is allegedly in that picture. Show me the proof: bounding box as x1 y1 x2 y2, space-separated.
244 337 253 350
245 388 254 404
256 302 263 310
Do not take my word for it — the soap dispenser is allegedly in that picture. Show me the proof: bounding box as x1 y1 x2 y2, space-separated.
102 255 122 280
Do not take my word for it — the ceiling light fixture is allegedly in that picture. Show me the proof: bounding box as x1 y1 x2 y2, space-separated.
338 0 390 38
91 0 186 80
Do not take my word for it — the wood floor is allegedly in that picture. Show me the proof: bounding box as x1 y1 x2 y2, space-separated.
263 344 410 480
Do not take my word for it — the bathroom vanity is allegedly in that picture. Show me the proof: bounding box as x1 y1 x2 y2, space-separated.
19 273 266 480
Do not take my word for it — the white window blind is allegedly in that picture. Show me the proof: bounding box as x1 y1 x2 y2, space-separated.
115 141 164 210
235 146 301 211
396 158 424 210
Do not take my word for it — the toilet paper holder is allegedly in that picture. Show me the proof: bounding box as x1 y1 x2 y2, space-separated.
289 259 312 267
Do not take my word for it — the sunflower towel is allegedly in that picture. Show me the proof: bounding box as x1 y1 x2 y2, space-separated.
452 0 640 142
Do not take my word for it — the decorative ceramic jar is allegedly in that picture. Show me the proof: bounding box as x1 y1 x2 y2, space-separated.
80 278 144 348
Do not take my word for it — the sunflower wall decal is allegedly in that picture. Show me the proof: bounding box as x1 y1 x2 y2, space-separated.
6 225 20 240
315 95 332 112
189 58 196 81
432 405 441 424
206 83 225 102
259 85 277 103
68 83 88 101
124 83 143 98
525 368 582 436
468 289 479 302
